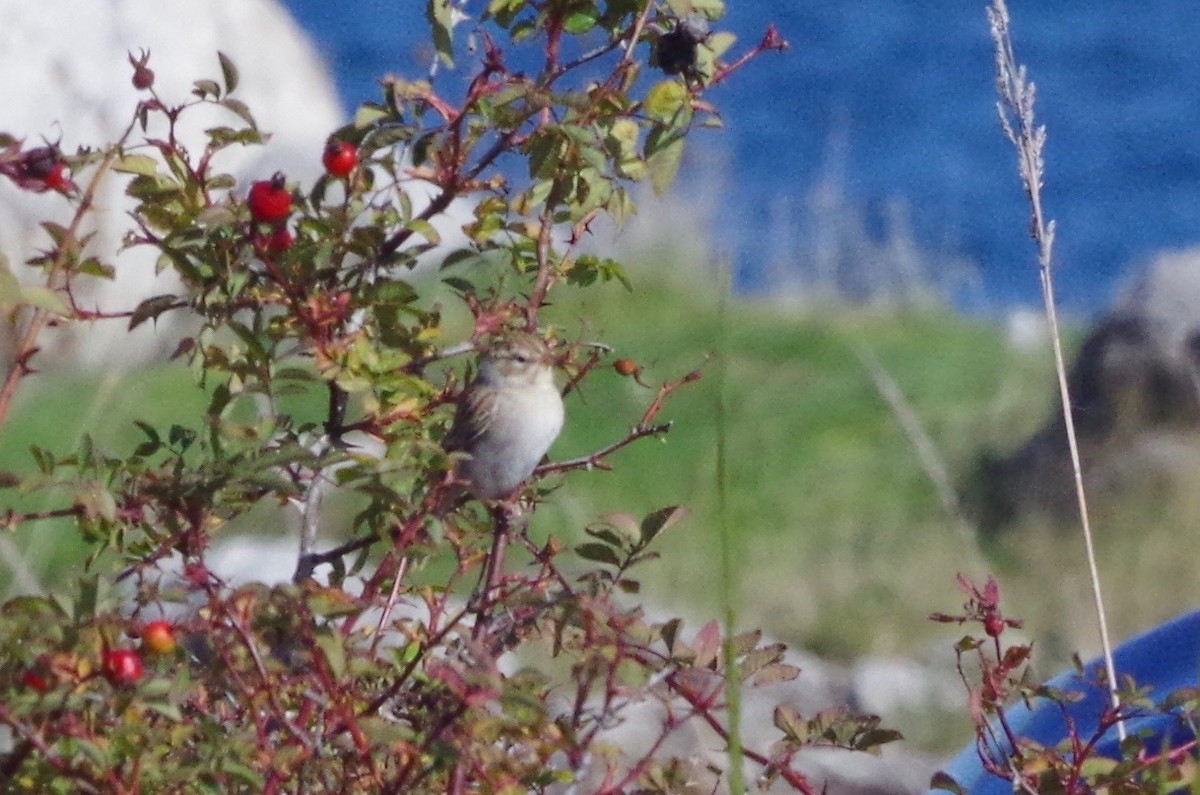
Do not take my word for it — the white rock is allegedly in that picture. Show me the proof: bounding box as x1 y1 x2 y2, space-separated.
1114 246 1200 364
0 0 344 366
1005 306 1049 351
851 655 963 719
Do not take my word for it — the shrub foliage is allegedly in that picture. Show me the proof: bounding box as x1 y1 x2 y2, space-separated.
0 3 905 793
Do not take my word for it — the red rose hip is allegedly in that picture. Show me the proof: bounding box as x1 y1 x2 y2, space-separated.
21 668 51 693
102 648 144 686
613 358 640 377
141 620 178 655
983 611 1005 638
247 173 292 224
322 140 358 178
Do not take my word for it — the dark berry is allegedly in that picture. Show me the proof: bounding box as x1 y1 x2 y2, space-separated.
132 66 155 90
655 16 709 75
4 146 73 193
128 49 155 90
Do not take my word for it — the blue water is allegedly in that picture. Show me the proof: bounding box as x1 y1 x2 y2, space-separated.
282 1 1200 313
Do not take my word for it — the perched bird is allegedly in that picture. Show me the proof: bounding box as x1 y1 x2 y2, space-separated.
443 332 565 500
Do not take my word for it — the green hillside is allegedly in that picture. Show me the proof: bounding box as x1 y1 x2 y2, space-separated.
6 270 1189 668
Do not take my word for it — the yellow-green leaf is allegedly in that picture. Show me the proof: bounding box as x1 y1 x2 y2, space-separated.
707 31 736 58
426 0 456 67
0 256 21 313
645 80 688 122
113 154 160 177
20 285 69 316
646 133 684 196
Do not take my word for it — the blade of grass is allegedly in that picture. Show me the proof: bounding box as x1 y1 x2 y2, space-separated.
852 339 978 545
988 0 1124 741
714 253 744 794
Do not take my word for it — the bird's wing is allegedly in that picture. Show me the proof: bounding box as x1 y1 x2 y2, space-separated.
443 386 494 452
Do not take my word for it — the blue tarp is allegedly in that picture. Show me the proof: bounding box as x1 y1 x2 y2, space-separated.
930 609 1200 793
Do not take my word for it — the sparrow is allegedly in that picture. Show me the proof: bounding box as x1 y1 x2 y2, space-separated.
443 332 564 500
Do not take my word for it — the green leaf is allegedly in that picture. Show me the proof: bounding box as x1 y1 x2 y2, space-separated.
575 542 621 567
20 285 69 316
857 727 904 749
39 221 70 247
315 631 347 679
144 699 183 722
354 103 391 128
168 424 197 451
30 445 55 474
0 256 22 312
514 179 554 213
644 80 687 122
594 512 640 545
641 505 689 543
668 0 724 18
132 421 161 457
609 118 640 152
128 294 181 330
443 276 475 293
217 51 240 94
528 131 563 179
426 0 456 67
774 705 808 742
75 482 117 522
77 258 115 279
219 98 257 129
928 772 966 794
563 8 598 34
112 154 160 177
306 586 361 618
706 30 737 58
438 248 482 271
645 127 685 196
486 0 526 24
660 617 683 652
407 218 442 245
192 78 222 100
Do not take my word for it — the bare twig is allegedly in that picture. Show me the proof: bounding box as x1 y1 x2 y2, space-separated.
0 137 133 434
534 422 672 475
710 24 789 88
470 506 513 641
370 555 410 656
987 0 1123 741
669 672 818 795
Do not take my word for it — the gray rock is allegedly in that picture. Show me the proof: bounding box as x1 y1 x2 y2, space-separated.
968 248 1200 532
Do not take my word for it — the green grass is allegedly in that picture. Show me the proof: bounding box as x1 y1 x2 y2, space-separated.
537 271 1059 659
